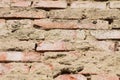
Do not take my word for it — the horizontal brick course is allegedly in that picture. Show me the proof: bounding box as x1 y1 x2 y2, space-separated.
71 1 106 9
49 9 84 19
33 1 67 9
90 30 120 39
0 8 46 19
85 9 120 19
74 40 115 52
0 52 41 61
34 19 109 29
34 19 79 29
36 41 73 51
30 40 116 52
45 30 86 41
11 1 31 7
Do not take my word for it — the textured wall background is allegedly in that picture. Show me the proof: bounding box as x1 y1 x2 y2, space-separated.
0 0 120 80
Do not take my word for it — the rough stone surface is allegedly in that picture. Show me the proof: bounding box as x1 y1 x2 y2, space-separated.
0 0 120 80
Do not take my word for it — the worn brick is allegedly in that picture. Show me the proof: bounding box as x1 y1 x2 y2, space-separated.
49 9 84 19
33 1 67 9
79 19 109 29
37 40 115 52
0 8 46 19
34 19 79 29
90 30 120 40
0 52 41 61
34 19 108 29
91 74 119 80
85 9 120 19
110 1 120 9
74 41 115 52
45 30 85 41
55 74 87 80
71 1 106 9
36 41 73 51
11 1 31 7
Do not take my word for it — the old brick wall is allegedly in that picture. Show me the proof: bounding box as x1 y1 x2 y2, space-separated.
0 0 120 80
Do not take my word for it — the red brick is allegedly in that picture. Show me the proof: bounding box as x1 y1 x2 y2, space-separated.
90 30 120 40
36 41 72 51
91 74 119 80
34 19 108 29
0 52 41 61
55 74 87 80
71 1 106 9
11 1 31 7
110 1 120 9
33 1 67 9
34 19 79 29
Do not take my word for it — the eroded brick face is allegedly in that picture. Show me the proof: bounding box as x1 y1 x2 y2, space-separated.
0 0 120 80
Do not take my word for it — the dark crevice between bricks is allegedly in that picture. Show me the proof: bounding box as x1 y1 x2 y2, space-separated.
94 0 109 1
33 25 80 30
35 50 74 53
104 18 113 24
83 74 91 80
7 48 23 51
34 43 38 51
0 61 42 63
33 25 42 29
30 1 33 7
38 8 51 11
116 75 120 80
114 42 119 51
106 2 110 8
111 28 120 30
36 8 64 11
0 17 43 19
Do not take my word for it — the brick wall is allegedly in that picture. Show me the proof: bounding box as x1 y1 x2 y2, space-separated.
0 0 120 80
